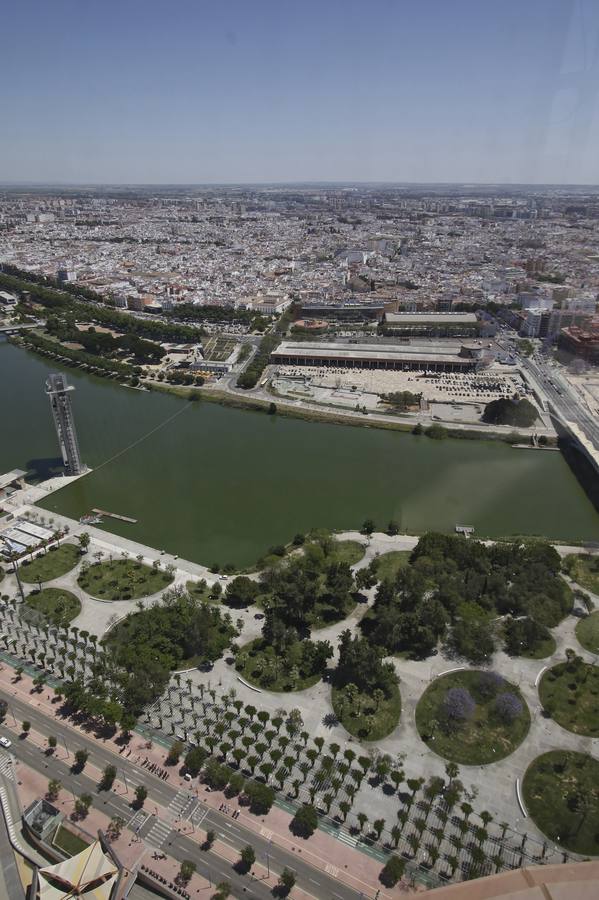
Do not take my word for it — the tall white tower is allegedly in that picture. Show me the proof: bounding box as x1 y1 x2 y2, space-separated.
45 373 84 475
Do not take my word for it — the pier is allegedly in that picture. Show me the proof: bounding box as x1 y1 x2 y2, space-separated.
91 508 138 524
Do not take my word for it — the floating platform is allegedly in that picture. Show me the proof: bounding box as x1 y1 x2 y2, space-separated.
455 525 475 535
91 508 138 524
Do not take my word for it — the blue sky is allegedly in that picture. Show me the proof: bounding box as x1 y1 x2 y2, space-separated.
1 0 599 184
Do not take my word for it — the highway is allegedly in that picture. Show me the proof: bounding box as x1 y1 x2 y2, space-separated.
0 689 368 900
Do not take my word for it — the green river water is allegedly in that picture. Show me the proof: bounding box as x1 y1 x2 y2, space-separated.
2 340 598 566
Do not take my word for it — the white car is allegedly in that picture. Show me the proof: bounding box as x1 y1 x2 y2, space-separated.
0 736 11 749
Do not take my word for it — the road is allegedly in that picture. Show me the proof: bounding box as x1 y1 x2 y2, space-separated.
523 356 599 450
0 689 367 900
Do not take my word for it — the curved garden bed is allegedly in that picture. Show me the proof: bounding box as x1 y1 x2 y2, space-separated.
415 669 530 764
332 681 401 741
539 658 599 737
78 558 173 601
19 543 81 584
522 751 599 855
235 638 324 692
25 587 81 625
576 611 599 654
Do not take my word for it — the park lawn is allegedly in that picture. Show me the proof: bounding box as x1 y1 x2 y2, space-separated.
539 661 599 737
186 579 215 603
19 543 81 584
576 611 599 654
332 682 401 741
78 558 173 601
520 633 557 659
26 588 81 625
565 553 599 594
235 638 322 692
375 550 411 582
522 751 599 855
415 670 531 765
53 823 90 856
329 540 366 567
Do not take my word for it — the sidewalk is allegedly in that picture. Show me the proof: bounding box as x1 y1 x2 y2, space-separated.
0 666 411 898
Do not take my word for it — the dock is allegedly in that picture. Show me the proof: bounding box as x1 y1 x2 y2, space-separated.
455 525 475 536
91 508 138 524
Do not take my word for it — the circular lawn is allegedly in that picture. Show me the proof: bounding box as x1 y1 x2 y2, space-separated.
523 751 599 855
539 659 599 737
415 669 530 764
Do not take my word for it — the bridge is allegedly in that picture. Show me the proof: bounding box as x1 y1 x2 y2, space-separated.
0 323 40 335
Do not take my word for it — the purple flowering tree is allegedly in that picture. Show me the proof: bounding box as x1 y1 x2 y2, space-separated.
442 687 476 727
477 671 504 700
494 692 523 723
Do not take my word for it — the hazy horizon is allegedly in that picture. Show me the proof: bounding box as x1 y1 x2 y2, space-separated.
2 0 599 185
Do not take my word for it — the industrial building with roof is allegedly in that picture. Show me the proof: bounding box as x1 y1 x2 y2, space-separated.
271 340 490 372
382 310 481 337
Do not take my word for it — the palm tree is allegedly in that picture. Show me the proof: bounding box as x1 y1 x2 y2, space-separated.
373 818 385 840
357 812 368 833
390 824 401 847
339 801 351 822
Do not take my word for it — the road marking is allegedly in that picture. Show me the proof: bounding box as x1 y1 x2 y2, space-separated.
325 864 339 877
260 827 272 840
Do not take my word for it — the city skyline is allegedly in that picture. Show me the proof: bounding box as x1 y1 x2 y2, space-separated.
2 0 599 185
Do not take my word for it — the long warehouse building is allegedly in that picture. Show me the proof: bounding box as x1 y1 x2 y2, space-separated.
271 340 488 372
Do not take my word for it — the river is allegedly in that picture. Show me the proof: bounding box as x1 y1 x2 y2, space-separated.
1 340 598 566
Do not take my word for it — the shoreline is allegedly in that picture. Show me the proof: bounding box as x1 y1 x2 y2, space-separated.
8 333 542 445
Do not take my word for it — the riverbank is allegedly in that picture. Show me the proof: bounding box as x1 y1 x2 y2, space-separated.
10 331 547 446
153 377 545 446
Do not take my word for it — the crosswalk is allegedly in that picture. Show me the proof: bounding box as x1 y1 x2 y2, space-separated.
337 830 358 848
0 754 15 781
168 789 197 821
144 818 172 849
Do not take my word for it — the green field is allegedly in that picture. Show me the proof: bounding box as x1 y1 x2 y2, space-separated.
78 558 173 601
523 751 599 855
539 660 599 737
415 670 531 764
576 611 599 654
26 588 81 625
19 543 81 584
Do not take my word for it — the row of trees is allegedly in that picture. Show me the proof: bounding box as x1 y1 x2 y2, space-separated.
0 268 203 343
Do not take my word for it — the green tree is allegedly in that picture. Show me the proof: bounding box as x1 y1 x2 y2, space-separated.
380 854 406 887
46 779 61 801
239 844 255 872
291 804 318 838
178 860 196 884
134 785 148 808
73 749 89 772
99 764 117 791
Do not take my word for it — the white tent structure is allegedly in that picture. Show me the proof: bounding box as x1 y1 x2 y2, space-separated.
37 840 119 899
